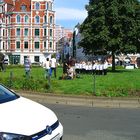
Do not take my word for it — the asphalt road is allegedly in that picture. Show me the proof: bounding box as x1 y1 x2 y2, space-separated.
44 103 140 140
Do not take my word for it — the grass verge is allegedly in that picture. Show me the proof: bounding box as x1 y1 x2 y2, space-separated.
0 65 140 97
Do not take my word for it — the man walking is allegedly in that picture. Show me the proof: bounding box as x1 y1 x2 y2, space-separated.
24 56 31 78
50 55 57 78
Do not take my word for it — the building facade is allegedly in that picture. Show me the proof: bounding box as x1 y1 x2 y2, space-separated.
55 25 73 52
55 25 73 62
0 0 55 64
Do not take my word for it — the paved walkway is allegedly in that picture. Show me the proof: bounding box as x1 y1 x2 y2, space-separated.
17 91 140 109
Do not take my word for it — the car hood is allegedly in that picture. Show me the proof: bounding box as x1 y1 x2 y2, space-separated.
0 97 58 135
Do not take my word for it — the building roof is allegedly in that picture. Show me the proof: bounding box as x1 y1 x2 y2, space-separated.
4 0 31 12
4 0 13 5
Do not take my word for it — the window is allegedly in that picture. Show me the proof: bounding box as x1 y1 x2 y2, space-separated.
50 16 53 24
24 41 28 49
35 29 39 36
44 29 47 36
49 29 52 36
16 41 20 49
3 42 4 50
35 42 39 49
44 15 47 23
16 28 20 36
50 3 52 10
44 41 46 49
8 16 11 24
16 15 20 23
35 2 40 10
0 7 2 13
24 28 28 36
49 42 52 48
35 16 40 24
46 2 49 10
8 29 10 36
34 56 39 62
21 5 26 11
24 15 29 23
3 29 4 36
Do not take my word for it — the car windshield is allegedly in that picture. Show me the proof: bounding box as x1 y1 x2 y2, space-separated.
0 84 19 104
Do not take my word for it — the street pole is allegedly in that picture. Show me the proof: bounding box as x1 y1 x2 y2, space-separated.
73 30 76 58
92 51 96 96
93 72 96 95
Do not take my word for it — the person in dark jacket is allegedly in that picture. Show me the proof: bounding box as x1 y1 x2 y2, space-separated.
0 52 4 72
24 56 31 78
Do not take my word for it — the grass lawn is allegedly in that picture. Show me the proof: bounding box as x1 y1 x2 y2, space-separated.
0 65 140 97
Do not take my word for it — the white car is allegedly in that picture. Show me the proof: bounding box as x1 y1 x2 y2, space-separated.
0 84 63 140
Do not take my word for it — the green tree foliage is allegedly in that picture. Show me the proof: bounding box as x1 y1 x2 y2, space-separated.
79 0 140 71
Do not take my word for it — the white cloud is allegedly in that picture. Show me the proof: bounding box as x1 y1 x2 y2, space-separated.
55 7 87 20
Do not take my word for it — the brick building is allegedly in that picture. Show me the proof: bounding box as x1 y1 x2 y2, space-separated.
0 0 55 64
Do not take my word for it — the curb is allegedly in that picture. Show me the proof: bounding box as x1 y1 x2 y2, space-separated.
17 91 140 109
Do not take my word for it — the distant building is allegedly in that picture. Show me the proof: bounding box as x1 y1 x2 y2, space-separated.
55 25 73 60
0 0 55 64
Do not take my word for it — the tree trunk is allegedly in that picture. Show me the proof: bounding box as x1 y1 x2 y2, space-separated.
112 51 116 72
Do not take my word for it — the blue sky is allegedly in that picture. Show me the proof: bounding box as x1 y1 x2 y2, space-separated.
54 0 89 29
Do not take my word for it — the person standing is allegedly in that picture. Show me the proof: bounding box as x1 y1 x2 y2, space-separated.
50 55 57 78
103 60 108 75
44 58 51 79
0 52 4 72
24 56 31 78
44 58 51 87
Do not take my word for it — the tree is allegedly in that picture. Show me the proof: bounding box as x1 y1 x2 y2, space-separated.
79 0 140 71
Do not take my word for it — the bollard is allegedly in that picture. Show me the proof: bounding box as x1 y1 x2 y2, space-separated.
9 71 13 88
48 74 51 89
93 71 96 95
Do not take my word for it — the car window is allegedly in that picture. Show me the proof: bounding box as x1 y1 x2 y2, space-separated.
0 85 19 104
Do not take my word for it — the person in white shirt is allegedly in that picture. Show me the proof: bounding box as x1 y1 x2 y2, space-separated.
67 65 74 79
50 55 57 78
103 60 108 75
44 58 51 79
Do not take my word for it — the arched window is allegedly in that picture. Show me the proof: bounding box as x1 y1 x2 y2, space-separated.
44 15 47 23
35 2 40 10
50 16 53 24
46 2 49 10
24 15 29 23
35 16 40 24
17 15 20 23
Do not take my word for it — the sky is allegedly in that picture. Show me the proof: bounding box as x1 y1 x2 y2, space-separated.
54 0 89 30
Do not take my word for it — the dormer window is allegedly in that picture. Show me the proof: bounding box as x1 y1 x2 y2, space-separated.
35 2 40 10
46 2 49 10
21 4 27 11
46 2 53 10
50 3 52 10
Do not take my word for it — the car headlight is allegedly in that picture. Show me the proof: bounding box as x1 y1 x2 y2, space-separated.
0 132 31 140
